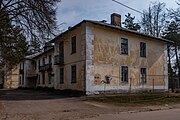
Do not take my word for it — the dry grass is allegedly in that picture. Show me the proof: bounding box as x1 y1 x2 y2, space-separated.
86 93 180 106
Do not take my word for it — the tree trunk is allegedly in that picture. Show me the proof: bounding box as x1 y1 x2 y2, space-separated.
175 45 180 89
167 44 173 90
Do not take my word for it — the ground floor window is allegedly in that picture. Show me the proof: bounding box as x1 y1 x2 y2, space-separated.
140 68 147 84
37 74 40 84
48 73 51 84
19 76 21 85
121 66 128 83
71 65 76 83
60 68 64 84
22 74 24 85
42 72 45 84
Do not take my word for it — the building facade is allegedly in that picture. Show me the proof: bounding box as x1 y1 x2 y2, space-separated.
34 47 54 88
18 13 172 95
53 14 171 95
19 53 41 88
4 65 19 89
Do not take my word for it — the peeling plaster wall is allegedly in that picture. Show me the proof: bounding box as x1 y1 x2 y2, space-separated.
85 24 95 95
86 23 168 94
4 65 19 88
54 23 86 91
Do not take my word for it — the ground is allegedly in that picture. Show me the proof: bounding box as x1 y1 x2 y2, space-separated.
0 89 180 120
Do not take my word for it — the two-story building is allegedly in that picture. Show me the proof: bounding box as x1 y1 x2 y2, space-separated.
18 43 55 88
19 53 42 88
52 13 172 95
33 44 55 88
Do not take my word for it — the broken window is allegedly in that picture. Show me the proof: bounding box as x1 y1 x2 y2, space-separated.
60 68 64 84
121 66 128 83
71 36 76 54
140 42 146 57
121 38 128 55
140 68 147 84
71 65 76 83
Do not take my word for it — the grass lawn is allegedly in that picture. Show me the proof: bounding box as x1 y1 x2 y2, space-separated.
86 93 180 106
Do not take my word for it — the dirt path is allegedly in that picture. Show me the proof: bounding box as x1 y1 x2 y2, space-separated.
0 89 180 120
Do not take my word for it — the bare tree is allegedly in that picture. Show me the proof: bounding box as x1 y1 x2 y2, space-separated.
0 0 60 48
141 2 166 37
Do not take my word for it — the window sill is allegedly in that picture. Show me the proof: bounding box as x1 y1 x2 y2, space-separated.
120 53 129 56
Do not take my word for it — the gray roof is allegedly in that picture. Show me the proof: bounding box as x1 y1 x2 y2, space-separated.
85 20 173 43
51 20 173 43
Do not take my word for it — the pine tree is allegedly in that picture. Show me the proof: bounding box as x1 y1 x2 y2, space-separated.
123 13 141 31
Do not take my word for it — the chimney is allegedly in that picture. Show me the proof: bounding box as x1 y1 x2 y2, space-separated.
111 13 121 27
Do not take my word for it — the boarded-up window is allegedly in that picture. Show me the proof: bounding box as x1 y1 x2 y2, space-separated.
121 38 128 55
140 42 146 57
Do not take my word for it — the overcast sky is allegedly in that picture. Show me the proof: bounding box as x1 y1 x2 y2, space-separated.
56 0 179 30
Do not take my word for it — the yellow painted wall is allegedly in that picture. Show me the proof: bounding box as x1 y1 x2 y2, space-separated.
89 24 167 92
54 23 86 91
4 65 19 88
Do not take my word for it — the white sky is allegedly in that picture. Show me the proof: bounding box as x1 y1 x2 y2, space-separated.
56 0 179 30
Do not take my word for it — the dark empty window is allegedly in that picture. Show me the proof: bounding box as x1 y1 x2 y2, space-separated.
140 42 146 57
140 68 147 84
49 55 52 64
121 66 128 83
71 65 76 83
38 74 40 84
38 60 40 68
121 38 128 54
48 73 51 84
60 68 64 84
71 36 76 54
42 58 45 66
19 76 21 85
42 72 45 84
59 41 64 55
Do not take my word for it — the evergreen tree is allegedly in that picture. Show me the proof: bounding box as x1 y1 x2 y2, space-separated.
163 20 180 89
123 13 141 31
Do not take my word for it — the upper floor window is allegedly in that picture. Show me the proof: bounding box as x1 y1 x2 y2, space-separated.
34 61 36 70
140 42 146 57
140 68 147 84
71 36 76 54
42 57 45 65
121 38 128 55
49 55 52 64
38 60 40 68
59 41 64 55
121 66 128 83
